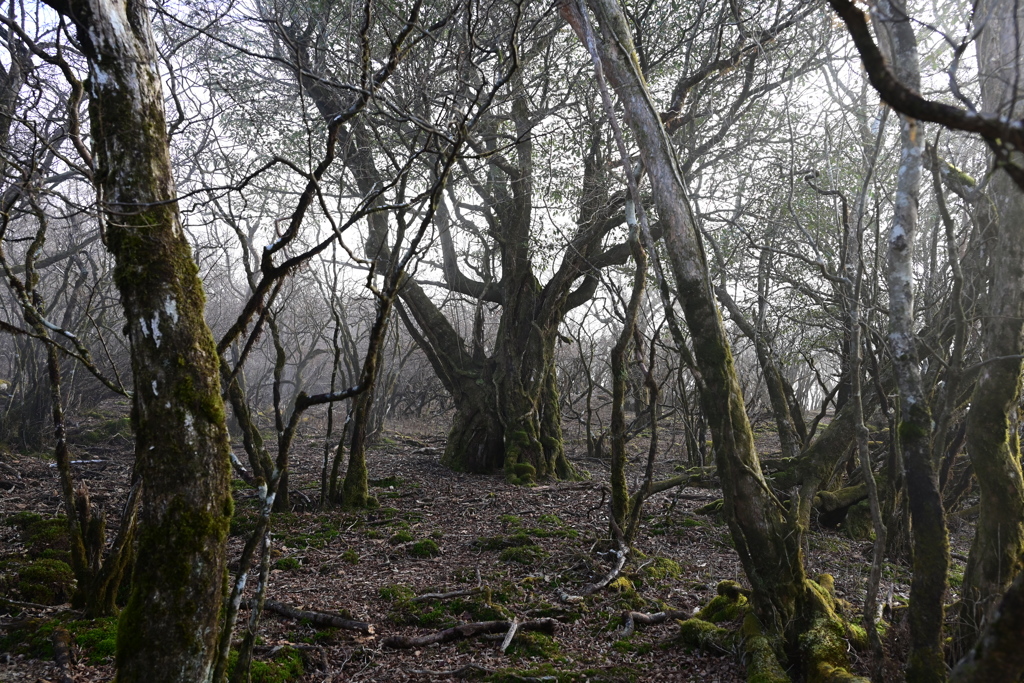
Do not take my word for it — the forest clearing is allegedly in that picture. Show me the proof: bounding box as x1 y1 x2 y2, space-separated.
1 408 975 682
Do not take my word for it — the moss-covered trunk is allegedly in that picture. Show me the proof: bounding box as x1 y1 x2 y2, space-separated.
954 0 1024 660
875 3 948 678
441 320 571 480
574 0 801 632
46 1 233 681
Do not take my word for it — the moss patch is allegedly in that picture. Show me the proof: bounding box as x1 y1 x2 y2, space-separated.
229 646 304 683
408 539 441 558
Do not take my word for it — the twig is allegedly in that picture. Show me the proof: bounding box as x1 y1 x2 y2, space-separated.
381 618 557 649
262 599 374 635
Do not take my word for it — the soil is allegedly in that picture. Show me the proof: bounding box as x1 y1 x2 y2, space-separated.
0 410 971 682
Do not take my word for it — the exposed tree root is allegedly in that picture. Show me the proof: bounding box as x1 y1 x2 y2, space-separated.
261 599 375 635
616 608 692 638
381 618 558 649
663 577 869 683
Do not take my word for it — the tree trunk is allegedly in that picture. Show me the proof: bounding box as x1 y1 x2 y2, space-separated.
45 2 233 681
874 2 948 678
955 0 1024 657
574 0 801 631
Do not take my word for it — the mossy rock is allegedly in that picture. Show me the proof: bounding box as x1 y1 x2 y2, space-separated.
78 416 132 445
6 513 71 560
842 501 874 541
608 576 635 593
341 550 359 565
71 617 119 664
17 558 76 605
695 499 724 516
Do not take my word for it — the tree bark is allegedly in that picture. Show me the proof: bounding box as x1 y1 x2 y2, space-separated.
44 1 233 681
572 0 800 632
955 0 1024 659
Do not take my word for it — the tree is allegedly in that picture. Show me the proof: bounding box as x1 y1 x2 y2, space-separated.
567 1 867 679
39 1 232 680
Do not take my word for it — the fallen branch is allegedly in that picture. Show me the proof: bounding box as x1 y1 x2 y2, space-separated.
410 587 484 603
616 609 692 638
0 596 53 611
381 618 557 649
500 618 519 653
558 539 628 604
409 663 493 677
51 626 75 683
262 599 374 635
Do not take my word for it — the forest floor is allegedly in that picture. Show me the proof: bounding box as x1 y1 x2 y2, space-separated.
0 405 974 682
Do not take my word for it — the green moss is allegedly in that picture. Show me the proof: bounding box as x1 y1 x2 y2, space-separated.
229 508 259 538
608 576 635 593
78 416 132 445
274 557 301 571
72 617 119 664
476 532 534 551
507 462 537 485
695 499 724 515
644 557 683 582
341 550 359 564
499 514 524 526
0 616 118 664
499 545 547 564
676 618 735 652
505 631 561 660
379 584 415 602
17 558 76 604
7 513 71 559
740 613 789 683
698 593 747 623
408 539 441 558
388 530 415 545
843 501 874 541
611 637 654 655
229 646 304 683
897 420 929 441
